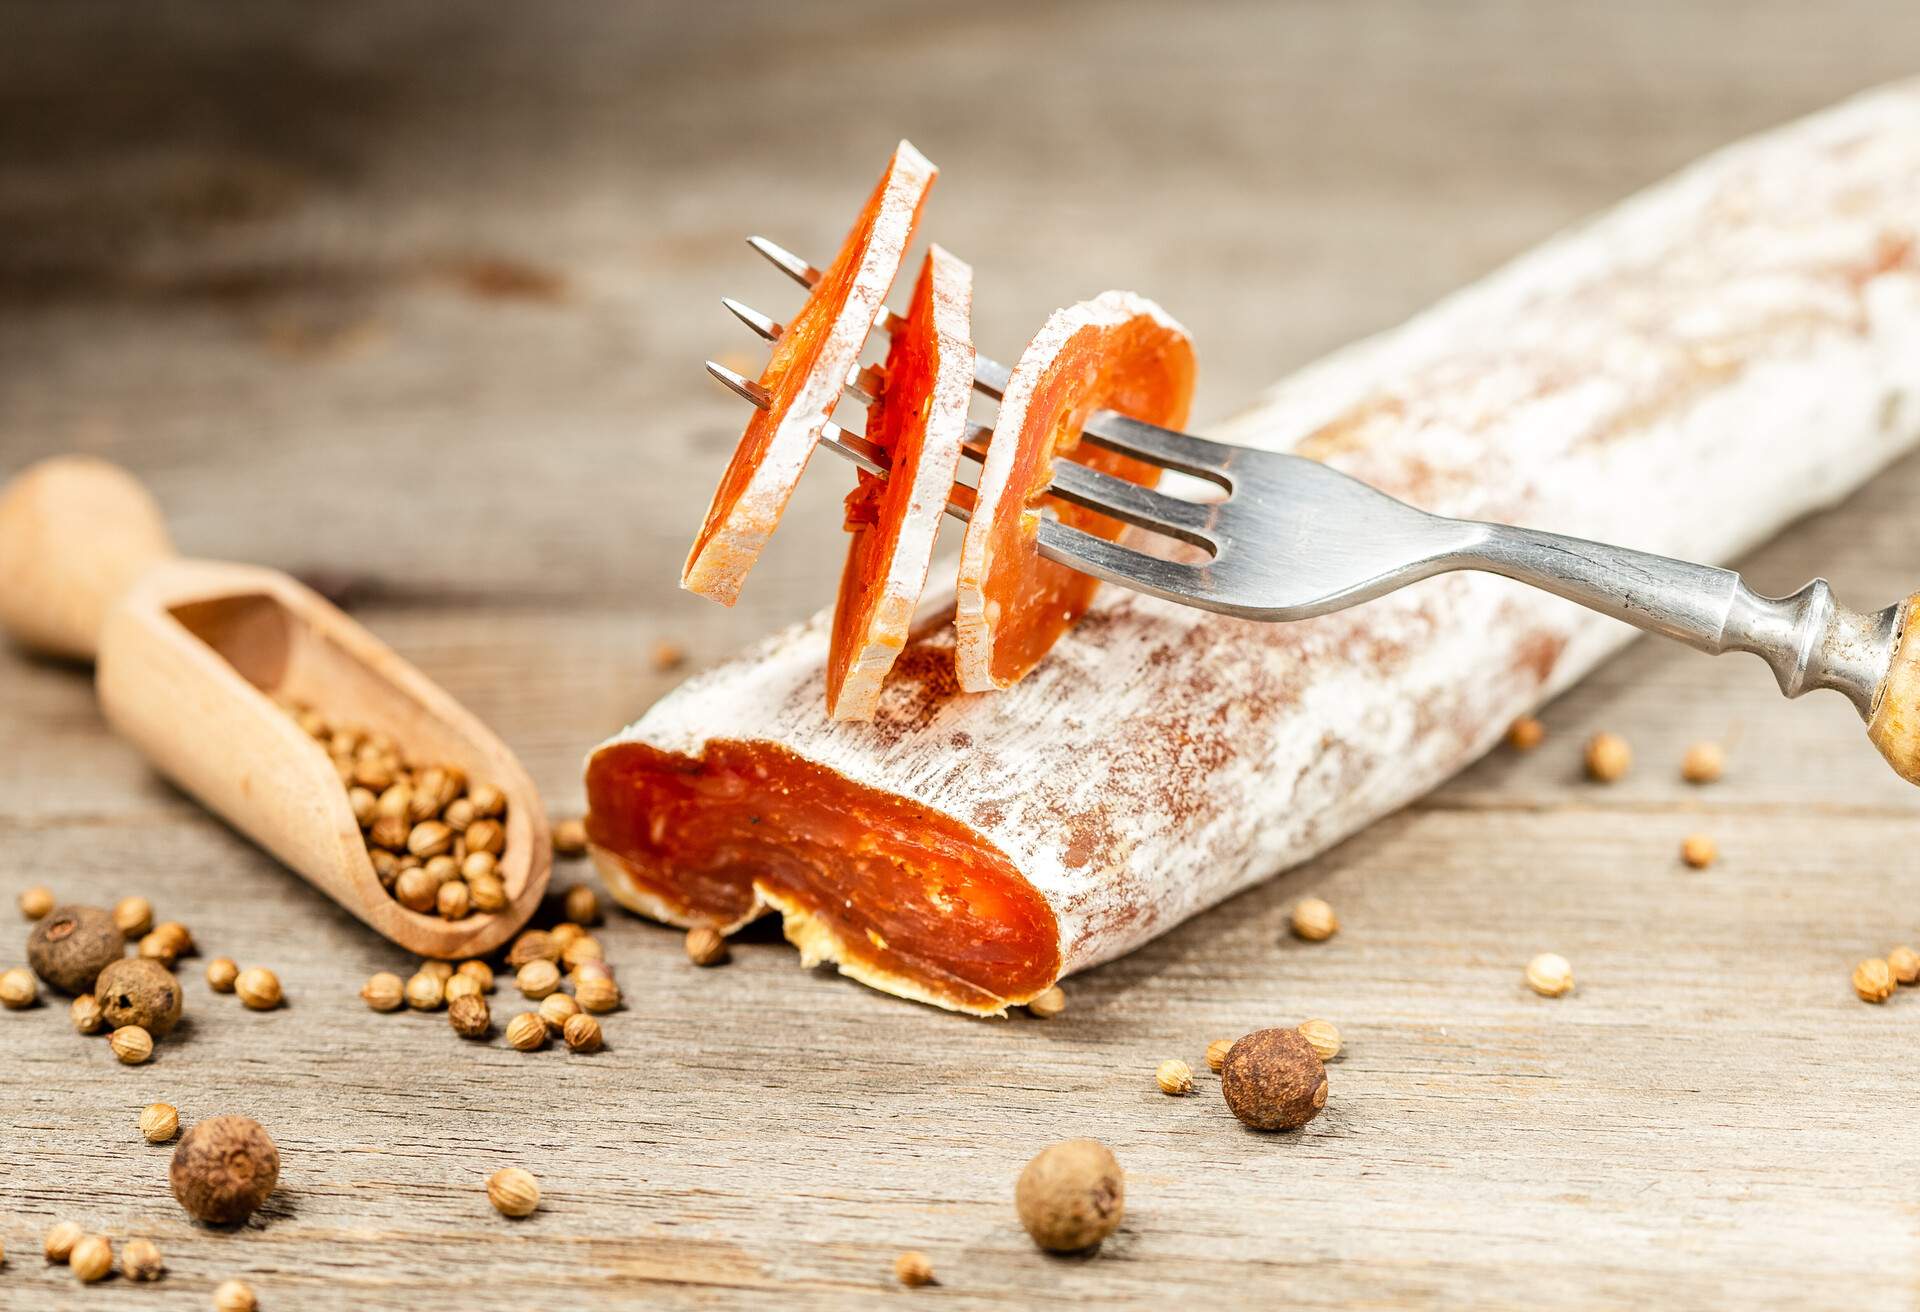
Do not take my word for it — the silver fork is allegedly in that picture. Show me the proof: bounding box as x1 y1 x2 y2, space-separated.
708 235 1907 735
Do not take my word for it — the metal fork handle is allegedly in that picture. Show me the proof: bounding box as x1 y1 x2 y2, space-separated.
1465 523 1899 717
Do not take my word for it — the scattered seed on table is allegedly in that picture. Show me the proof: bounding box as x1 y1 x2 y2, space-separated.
1506 716 1545 751
1854 957 1896 1003
562 1012 603 1053
111 1025 154 1064
206 957 240 993
894 1251 935 1287
1204 1038 1232 1072
1584 731 1632 782
362 972 405 1012
487 1167 540 1217
214 1278 258 1311
1298 1018 1342 1062
1681 741 1725 783
1526 953 1575 998
235 967 283 1011
506 1012 548 1052
17 885 54 920
1156 1059 1194 1095
140 1102 181 1143
1027 986 1066 1019
1290 897 1338 942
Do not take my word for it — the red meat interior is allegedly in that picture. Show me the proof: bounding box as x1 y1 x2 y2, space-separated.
585 738 1059 1011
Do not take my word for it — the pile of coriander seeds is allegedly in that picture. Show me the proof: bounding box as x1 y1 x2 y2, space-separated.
281 700 512 921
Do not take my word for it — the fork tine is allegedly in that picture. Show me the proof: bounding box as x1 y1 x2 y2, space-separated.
1047 461 1220 548
747 235 820 288
722 296 885 403
721 295 781 341
705 360 772 409
1077 414 1238 488
1036 518 1211 606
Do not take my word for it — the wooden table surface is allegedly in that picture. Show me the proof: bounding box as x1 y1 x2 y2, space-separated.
5 3 1920 1307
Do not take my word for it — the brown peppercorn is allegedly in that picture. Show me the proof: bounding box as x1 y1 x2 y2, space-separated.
114 895 154 937
444 973 482 1004
121 1236 164 1281
436 880 471 921
214 1278 258 1311
28 905 126 994
1156 1058 1194 1095
394 866 438 913
1854 957 1896 1004
1298 1018 1343 1062
1026 985 1065 1018
18 885 54 920
894 1250 935 1287
1888 946 1920 986
552 817 589 858
70 991 104 1033
1221 1028 1329 1130
1680 833 1718 869
505 1011 548 1051
1015 1139 1125 1252
449 993 492 1039
1681 740 1725 784
141 1102 181 1143
538 991 580 1035
361 971 404 1012
1526 952 1575 997
404 972 445 1011
1507 715 1545 751
1204 1038 1233 1072
170 1115 279 1223
506 930 559 968
1290 897 1339 942
44 1220 83 1261
574 975 620 1014
469 873 508 913
563 884 601 926
562 1011 604 1054
1584 731 1632 782
516 959 561 1000
0 966 37 1010
684 927 729 966
97 958 184 1037
206 957 240 993
69 1233 112 1283
487 1166 540 1217
110 1024 154 1064
235 967 283 1011
456 959 495 993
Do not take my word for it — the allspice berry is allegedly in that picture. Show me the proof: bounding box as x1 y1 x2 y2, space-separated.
142 1102 182 1143
684 926 729 966
1681 740 1725 784
1888 945 1920 986
449 993 492 1039
1854 957 1896 1004
45 1220 83 1261
488 1166 541 1217
214 1278 257 1311
171 1115 280 1223
97 957 184 1037
552 817 589 858
574 975 620 1014
28 905 126 994
114 895 155 937
1290 897 1339 942
122 1236 164 1281
563 884 601 926
1015 1139 1125 1252
1507 715 1545 751
235 967 283 1011
207 957 240 993
1156 1058 1194 1095
1584 731 1632 782
516 959 561 1000
894 1251 935 1287
0 966 36 1010
361 972 405 1012
70 992 104 1033
1525 952 1575 998
111 1024 155 1064
1298 1018 1343 1062
69 1233 112 1283
1027 986 1066 1019
1220 1028 1329 1130
18 885 54 920
562 1011 603 1053
506 1011 548 1051
1204 1038 1233 1072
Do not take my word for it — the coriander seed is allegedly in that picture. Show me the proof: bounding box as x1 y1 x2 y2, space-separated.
404 972 445 1011
562 1011 603 1053
539 991 580 1034
460 851 496 881
1298 1018 1343 1062
469 873 508 912
1681 740 1725 783
394 867 438 913
171 1115 279 1223
1290 897 1338 942
114 895 154 937
684 927 729 966
550 923 584 951
214 1278 258 1312
1204 1038 1232 1072
436 880 471 920
1584 731 1631 782
1507 716 1545 751
552 817 589 858
1888 946 1920 986
516 959 561 1000
69 1234 112 1283
1680 833 1717 869
45 1220 83 1261
421 959 456 982
444 973 482 1004
456 959 495 993
369 813 410 851
121 1236 163 1281
18 885 54 920
1026 985 1066 1018
561 936 603 971
444 797 475 832
349 785 378 826
152 921 194 957
0 966 36 1009
651 638 686 671
487 1166 540 1217
507 930 558 968
1015 1139 1125 1252
206 957 240 993
111 1024 154 1064
1221 1028 1329 1130
449 993 492 1039
235 967 283 1010
505 1012 547 1051
361 971 405 1012
407 820 454 860
1526 953 1575 997
1854 957 1896 1003
141 1102 181 1143
71 991 104 1033
564 884 601 926
138 930 181 967
1156 1058 1194 1095
465 818 505 857
574 975 620 1014
894 1250 935 1287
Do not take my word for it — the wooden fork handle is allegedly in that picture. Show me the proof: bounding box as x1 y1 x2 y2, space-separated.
0 457 175 661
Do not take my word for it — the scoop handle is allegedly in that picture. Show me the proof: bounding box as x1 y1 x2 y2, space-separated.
0 457 176 661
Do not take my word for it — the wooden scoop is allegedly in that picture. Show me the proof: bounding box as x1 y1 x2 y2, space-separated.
0 456 550 958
